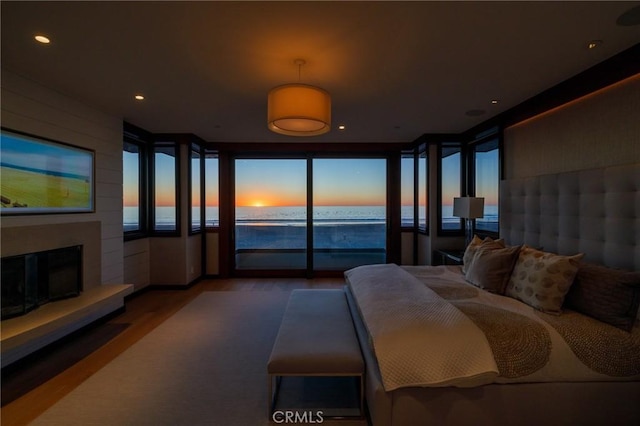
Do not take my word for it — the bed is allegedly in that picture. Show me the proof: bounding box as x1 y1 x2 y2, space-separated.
344 163 640 426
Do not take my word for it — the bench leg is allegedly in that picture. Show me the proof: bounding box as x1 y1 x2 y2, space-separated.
359 374 364 418
269 375 364 420
268 374 282 419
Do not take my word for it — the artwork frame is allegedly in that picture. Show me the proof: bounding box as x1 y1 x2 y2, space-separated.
1 127 95 215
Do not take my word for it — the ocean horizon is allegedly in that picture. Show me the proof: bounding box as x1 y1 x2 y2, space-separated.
123 205 499 234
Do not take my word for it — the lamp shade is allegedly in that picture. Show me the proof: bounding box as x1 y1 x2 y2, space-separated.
267 84 331 136
453 197 485 219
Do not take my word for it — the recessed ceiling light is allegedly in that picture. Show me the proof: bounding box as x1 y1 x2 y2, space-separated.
588 40 603 49
34 35 50 44
134 94 145 101
491 100 498 104
338 125 346 130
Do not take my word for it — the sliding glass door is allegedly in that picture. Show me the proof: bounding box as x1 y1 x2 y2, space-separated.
233 157 387 273
234 159 307 270
312 159 386 270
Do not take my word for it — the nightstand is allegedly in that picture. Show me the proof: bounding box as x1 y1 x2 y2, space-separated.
433 249 465 266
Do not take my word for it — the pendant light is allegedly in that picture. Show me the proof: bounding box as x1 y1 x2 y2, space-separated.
267 59 331 136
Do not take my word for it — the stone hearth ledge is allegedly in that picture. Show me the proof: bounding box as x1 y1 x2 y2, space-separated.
1 284 133 368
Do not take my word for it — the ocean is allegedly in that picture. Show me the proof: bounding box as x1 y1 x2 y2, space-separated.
123 205 499 235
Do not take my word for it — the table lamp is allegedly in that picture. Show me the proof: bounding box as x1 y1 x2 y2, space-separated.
453 197 485 246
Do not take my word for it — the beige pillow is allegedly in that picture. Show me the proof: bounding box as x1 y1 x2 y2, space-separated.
465 245 521 294
462 235 505 274
505 246 584 314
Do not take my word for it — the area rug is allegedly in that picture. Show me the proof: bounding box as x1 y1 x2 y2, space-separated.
31 291 366 426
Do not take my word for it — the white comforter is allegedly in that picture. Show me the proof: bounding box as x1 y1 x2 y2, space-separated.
345 263 499 391
346 263 640 391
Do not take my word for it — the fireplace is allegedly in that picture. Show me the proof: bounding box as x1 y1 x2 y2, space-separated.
1 245 83 320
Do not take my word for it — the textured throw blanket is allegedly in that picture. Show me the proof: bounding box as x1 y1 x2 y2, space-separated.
345 263 499 391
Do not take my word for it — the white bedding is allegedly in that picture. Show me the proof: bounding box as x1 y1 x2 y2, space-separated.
345 263 640 391
345 264 498 391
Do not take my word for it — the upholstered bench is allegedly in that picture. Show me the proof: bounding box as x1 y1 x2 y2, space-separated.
267 289 364 419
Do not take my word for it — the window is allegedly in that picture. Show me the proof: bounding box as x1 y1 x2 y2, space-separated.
152 142 179 233
401 152 415 228
418 149 428 231
472 137 500 234
232 156 388 273
123 141 142 233
440 143 462 233
313 158 386 270
205 150 219 228
123 125 148 240
190 144 202 233
234 158 307 270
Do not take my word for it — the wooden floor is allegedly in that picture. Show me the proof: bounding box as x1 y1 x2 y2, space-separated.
0 277 346 426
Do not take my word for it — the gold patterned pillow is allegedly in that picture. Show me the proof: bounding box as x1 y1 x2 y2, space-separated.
505 246 584 314
462 235 505 274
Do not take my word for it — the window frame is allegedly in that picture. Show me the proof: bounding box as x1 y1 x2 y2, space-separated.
400 150 417 231
227 152 393 275
417 145 429 234
123 124 149 241
437 141 465 236
204 149 220 229
468 127 502 239
189 142 204 235
150 140 181 236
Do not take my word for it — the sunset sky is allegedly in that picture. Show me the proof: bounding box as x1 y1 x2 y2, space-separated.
123 150 139 206
235 159 306 207
154 152 176 206
124 155 498 208
234 159 387 207
441 152 461 206
475 150 499 206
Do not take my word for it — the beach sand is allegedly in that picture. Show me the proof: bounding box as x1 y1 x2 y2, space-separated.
235 223 387 270
235 223 386 250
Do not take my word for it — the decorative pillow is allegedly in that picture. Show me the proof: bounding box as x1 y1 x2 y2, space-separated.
564 262 640 332
505 246 584 314
461 235 505 274
465 245 521 293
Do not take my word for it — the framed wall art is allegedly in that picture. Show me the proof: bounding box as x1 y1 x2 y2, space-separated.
1 128 95 215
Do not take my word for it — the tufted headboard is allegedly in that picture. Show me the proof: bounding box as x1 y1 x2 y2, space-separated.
500 162 639 271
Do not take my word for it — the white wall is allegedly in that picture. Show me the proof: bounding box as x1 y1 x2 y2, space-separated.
123 238 150 291
186 234 202 282
1 70 124 285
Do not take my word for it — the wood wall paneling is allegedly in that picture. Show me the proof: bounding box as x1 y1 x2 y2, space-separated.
504 75 640 179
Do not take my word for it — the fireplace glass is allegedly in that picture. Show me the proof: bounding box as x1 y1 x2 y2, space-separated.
1 245 82 320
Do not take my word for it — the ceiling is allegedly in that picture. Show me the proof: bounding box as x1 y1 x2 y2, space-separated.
1 1 639 144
